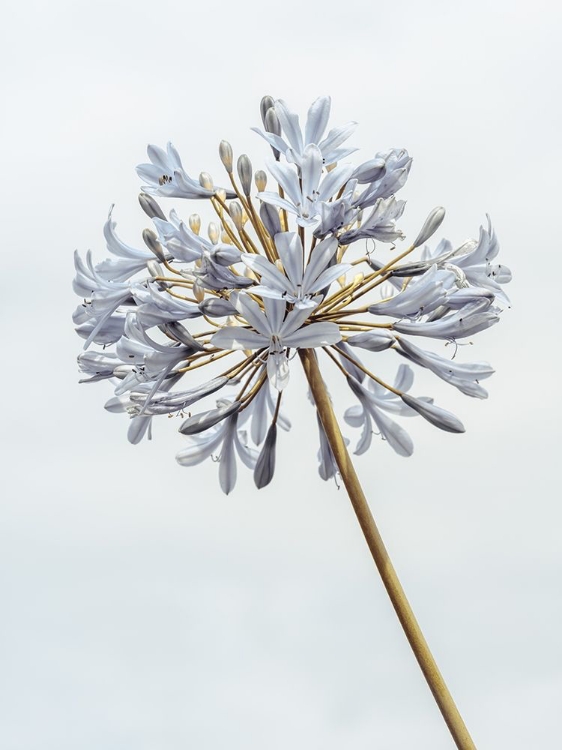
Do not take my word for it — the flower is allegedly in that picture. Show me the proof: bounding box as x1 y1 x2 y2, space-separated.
176 411 258 495
241 233 351 308
344 365 419 457
96 206 155 282
210 295 342 391
339 196 406 245
73 95 511 493
252 96 358 167
258 144 355 227
137 142 235 200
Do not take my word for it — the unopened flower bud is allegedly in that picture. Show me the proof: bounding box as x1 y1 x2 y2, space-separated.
219 140 233 173
254 170 267 192
264 107 281 136
199 297 238 317
390 261 431 277
400 393 465 434
193 279 205 302
352 157 386 184
412 207 446 249
138 193 166 220
264 108 281 160
260 202 281 237
229 201 245 230
142 228 166 261
211 245 241 266
189 214 201 234
179 401 241 435
113 365 135 380
254 423 277 489
260 95 275 126
215 188 226 203
208 222 220 244
237 155 252 196
347 330 395 352
163 322 204 350
199 172 214 191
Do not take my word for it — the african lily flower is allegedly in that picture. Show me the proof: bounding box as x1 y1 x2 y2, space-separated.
73 94 510 499
73 94 511 750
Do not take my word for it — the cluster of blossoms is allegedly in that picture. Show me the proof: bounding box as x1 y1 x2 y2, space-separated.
73 96 511 493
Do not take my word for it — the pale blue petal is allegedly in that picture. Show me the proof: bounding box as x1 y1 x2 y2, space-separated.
274 232 304 287
267 160 302 206
263 297 286 333
343 404 365 428
235 431 260 469
127 415 152 445
257 191 298 216
279 304 317 337
250 127 288 154
301 144 323 203
305 96 331 145
318 163 355 202
394 363 414 392
302 236 339 289
211 327 269 350
318 122 358 154
355 412 374 455
236 293 272 335
275 100 304 154
306 263 351 294
249 285 286 301
241 254 293 294
283 322 342 348
175 426 224 466
370 406 414 457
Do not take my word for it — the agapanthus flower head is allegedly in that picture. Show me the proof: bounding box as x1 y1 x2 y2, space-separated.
73 95 511 493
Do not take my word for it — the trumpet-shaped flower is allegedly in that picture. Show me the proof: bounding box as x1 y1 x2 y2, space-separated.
137 142 235 200
242 233 350 308
211 295 342 390
344 366 420 457
368 265 457 319
176 411 258 495
258 145 355 227
95 207 155 282
252 96 358 167
340 196 406 245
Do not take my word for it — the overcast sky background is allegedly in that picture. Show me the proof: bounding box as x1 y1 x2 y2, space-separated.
1 1 561 748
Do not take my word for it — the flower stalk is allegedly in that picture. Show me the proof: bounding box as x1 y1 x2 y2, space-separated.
299 347 477 750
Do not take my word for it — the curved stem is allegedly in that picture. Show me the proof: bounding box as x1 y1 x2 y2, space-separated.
299 348 477 750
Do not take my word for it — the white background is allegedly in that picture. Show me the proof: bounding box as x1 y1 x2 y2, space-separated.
1 1 561 748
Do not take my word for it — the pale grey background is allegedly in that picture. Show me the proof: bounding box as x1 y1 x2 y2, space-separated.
1 1 560 748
